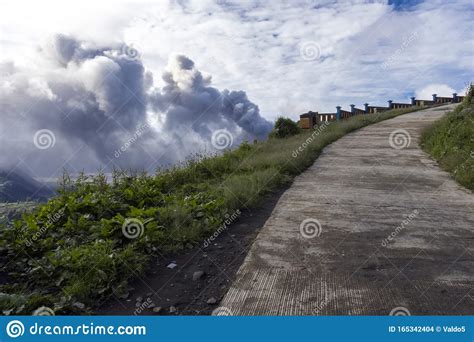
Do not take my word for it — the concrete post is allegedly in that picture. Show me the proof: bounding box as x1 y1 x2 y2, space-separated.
364 103 369 114
308 111 314 127
336 106 341 121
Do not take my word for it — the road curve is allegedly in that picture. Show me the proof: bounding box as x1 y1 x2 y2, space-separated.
220 104 474 315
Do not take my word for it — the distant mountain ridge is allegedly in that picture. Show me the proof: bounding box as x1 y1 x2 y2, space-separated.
0 170 54 202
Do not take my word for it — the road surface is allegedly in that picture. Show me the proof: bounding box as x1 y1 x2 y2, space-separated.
219 104 473 315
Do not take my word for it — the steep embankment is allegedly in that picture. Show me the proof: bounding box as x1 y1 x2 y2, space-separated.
420 87 473 190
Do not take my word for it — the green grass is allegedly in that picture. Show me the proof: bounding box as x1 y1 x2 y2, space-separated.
0 105 425 315
420 86 473 190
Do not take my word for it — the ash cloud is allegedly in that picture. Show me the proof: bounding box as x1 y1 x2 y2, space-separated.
149 55 272 161
0 35 272 178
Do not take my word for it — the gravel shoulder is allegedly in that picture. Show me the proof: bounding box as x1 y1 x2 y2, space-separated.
97 188 287 315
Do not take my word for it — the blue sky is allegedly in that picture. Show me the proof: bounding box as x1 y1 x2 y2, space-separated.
389 0 424 10
1 0 472 116
0 0 473 176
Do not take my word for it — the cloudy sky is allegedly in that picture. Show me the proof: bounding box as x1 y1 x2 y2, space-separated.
0 0 473 178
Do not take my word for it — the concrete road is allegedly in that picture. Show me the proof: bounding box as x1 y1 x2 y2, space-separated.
219 104 474 315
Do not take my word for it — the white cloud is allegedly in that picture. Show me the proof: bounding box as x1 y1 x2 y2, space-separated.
2 0 472 116
0 35 271 176
0 0 473 176
415 83 456 100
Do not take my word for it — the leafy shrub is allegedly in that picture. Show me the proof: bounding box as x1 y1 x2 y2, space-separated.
270 117 300 138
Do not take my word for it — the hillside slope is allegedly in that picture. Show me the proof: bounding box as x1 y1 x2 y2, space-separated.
420 86 473 190
0 170 53 202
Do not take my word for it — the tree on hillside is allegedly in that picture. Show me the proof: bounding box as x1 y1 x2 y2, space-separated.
270 117 300 138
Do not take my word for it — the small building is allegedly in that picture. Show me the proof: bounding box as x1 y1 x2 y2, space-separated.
299 111 317 129
298 110 337 129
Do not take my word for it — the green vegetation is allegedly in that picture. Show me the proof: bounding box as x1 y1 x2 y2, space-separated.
0 105 424 315
420 86 473 190
0 202 37 225
269 117 300 138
